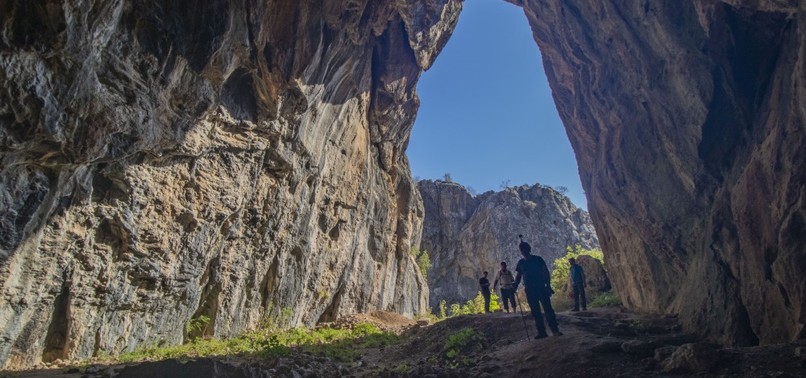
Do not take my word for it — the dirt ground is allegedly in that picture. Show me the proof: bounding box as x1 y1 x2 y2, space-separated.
3 307 805 377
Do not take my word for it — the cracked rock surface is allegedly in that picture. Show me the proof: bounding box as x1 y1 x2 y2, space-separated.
0 0 461 368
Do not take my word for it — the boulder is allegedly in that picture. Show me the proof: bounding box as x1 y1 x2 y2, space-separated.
561 254 612 303
661 343 720 373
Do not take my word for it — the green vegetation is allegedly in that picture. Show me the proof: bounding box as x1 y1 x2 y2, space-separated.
443 328 485 359
439 292 501 319
108 321 397 364
589 291 621 307
550 245 605 291
439 300 448 319
411 247 432 279
185 315 211 338
261 306 294 331
549 245 622 309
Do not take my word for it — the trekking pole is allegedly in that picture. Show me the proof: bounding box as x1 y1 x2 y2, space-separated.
514 290 530 340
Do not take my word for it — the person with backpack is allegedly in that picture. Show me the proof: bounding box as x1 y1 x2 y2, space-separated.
493 262 517 313
569 257 587 311
513 236 562 338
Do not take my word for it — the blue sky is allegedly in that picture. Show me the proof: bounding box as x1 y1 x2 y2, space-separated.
406 0 587 209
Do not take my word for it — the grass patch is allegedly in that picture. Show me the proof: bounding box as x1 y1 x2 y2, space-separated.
108 322 398 365
589 291 621 307
443 328 485 359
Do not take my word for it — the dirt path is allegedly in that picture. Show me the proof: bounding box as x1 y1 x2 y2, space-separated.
3 308 804 377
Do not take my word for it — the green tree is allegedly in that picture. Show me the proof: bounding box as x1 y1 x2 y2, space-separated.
411 247 431 280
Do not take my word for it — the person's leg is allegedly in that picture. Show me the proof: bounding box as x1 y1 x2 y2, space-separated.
501 289 510 312
539 294 561 335
507 290 516 312
483 293 491 313
525 289 547 337
572 283 581 311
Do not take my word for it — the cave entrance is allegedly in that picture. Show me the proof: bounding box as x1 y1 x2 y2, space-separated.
407 0 585 208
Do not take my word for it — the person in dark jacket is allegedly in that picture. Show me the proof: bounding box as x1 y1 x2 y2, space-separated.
479 271 491 313
514 237 562 338
569 257 587 311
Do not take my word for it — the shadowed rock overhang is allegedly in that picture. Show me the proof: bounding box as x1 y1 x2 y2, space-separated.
0 0 803 369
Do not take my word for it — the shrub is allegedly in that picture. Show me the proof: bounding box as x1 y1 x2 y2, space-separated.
589 291 621 307
443 328 485 359
185 315 211 339
439 292 501 319
411 247 432 280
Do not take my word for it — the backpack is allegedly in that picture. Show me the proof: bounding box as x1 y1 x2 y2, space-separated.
499 270 515 289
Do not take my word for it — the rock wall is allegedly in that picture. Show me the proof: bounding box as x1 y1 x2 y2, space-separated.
418 180 599 309
0 0 461 368
510 0 805 345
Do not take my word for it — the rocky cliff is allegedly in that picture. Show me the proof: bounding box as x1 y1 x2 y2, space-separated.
0 0 461 368
2 0 804 369
509 0 805 345
418 180 599 309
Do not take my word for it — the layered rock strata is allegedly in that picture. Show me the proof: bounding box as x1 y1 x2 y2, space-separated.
418 180 599 309
510 0 805 345
0 0 461 368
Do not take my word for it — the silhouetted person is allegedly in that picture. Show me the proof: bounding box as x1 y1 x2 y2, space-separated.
514 238 562 338
569 257 587 311
479 271 491 313
494 262 516 313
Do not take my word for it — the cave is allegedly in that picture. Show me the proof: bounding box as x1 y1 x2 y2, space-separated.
0 0 803 369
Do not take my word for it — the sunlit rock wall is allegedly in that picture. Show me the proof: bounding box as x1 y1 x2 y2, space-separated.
511 0 805 345
0 0 461 368
418 180 598 309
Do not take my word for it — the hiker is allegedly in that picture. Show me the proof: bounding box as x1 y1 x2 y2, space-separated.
513 238 562 338
479 271 492 313
493 262 517 313
569 258 587 311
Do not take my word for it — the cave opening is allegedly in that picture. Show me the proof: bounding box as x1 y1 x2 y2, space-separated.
407 0 585 209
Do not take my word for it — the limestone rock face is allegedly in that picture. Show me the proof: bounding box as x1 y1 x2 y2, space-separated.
418 180 599 309
0 0 461 368
511 0 805 345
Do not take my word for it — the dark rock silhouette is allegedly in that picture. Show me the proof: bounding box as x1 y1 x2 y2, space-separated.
510 0 805 346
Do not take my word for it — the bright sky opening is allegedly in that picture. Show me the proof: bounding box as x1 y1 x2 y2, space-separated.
406 0 587 209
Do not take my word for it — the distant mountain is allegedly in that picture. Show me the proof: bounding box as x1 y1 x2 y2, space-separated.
417 180 599 309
